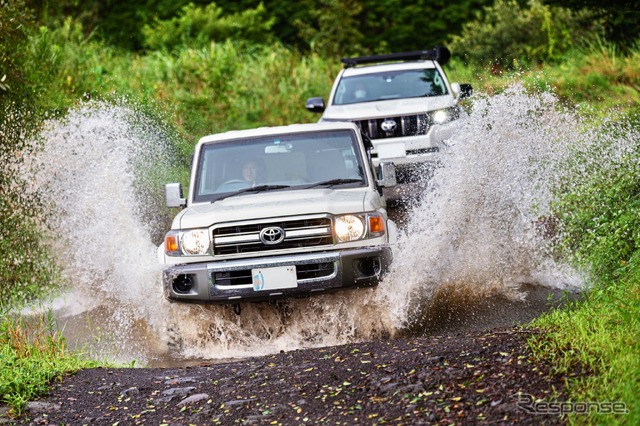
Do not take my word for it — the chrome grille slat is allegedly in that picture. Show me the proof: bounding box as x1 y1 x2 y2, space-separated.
212 217 333 255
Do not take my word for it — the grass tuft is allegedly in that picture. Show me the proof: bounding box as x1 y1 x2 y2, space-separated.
0 310 99 416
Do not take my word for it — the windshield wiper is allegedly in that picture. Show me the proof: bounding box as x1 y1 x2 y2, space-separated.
240 184 291 193
213 185 291 202
306 178 362 188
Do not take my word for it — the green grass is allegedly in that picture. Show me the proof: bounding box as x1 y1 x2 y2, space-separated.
529 275 640 424
525 115 640 424
0 310 100 417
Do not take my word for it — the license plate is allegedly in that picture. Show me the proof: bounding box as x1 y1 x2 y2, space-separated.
377 142 406 159
252 265 297 291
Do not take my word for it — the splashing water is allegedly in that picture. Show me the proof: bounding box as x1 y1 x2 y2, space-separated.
23 86 620 366
378 84 589 330
22 102 178 363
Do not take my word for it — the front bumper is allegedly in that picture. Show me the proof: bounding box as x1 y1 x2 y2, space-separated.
162 246 392 304
371 120 457 167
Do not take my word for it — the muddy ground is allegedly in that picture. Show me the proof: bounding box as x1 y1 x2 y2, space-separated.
4 326 580 425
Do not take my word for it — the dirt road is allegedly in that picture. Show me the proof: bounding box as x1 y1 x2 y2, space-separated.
6 327 575 425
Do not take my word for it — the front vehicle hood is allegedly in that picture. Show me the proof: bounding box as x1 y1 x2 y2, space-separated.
174 188 375 229
322 96 455 121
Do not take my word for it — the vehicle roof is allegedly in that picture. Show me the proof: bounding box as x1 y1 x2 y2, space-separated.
197 122 361 144
340 60 438 77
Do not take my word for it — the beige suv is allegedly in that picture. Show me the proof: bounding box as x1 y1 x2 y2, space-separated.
159 122 397 310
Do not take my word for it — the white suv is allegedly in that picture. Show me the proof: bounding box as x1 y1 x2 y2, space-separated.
306 47 472 197
159 122 397 309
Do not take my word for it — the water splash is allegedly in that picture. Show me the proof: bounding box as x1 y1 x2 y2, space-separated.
376 84 588 330
22 102 177 363
22 86 619 365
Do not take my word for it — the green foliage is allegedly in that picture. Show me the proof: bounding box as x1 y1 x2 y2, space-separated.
0 3 63 307
541 0 640 46
552 124 640 283
0 0 35 96
358 0 495 53
0 190 62 306
529 105 640 424
141 2 275 51
449 0 606 70
293 0 364 56
21 25 335 137
0 311 99 415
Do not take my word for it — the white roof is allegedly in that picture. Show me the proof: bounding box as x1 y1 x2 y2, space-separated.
198 121 359 144
341 60 437 77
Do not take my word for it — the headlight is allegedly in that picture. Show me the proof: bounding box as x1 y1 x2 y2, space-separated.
334 213 386 242
164 229 211 256
432 109 449 124
431 106 461 124
182 229 210 255
335 215 365 242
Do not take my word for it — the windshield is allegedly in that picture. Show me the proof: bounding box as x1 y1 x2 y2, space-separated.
333 68 448 105
193 129 367 203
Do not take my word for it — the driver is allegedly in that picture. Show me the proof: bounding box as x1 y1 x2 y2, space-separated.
242 160 262 187
353 83 367 100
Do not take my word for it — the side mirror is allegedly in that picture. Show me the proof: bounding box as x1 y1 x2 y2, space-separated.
376 162 397 188
459 83 473 99
451 83 473 100
305 97 326 113
165 183 186 208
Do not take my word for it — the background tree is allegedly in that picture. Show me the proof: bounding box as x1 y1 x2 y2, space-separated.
141 2 275 51
540 0 640 46
293 0 364 56
449 0 606 70
1 0 35 97
26 0 497 54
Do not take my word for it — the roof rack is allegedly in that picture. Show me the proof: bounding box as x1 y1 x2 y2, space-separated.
341 46 451 68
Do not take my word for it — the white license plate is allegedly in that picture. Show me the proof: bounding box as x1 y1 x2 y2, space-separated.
377 142 406 159
252 265 297 291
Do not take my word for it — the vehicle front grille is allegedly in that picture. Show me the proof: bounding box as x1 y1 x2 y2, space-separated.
354 114 429 140
212 262 336 287
297 262 335 280
212 217 333 255
213 270 252 286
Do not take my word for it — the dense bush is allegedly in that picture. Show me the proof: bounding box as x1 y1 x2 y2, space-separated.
0 0 34 95
449 0 606 70
553 122 640 283
0 1 63 306
534 119 640 423
141 2 275 51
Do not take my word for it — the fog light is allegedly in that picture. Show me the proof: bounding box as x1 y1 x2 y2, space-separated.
173 274 193 294
357 257 381 277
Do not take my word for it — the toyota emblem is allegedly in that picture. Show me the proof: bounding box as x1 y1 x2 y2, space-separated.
260 226 285 245
381 119 397 132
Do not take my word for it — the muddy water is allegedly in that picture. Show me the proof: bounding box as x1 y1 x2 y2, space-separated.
22 86 623 368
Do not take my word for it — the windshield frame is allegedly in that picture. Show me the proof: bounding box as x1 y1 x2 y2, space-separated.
191 128 369 203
